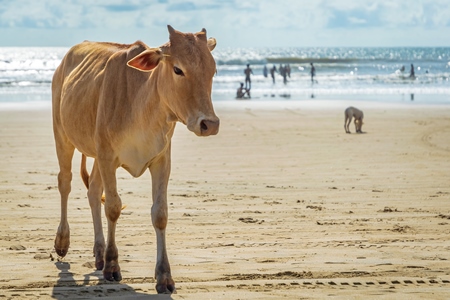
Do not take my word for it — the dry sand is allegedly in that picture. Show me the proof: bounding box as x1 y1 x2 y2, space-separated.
1 100 450 299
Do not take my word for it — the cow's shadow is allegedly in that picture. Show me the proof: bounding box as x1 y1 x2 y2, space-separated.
52 261 173 299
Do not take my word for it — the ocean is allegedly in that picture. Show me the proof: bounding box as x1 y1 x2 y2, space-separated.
1 46 450 108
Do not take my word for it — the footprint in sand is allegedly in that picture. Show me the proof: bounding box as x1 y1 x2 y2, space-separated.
34 253 52 260
10 244 26 250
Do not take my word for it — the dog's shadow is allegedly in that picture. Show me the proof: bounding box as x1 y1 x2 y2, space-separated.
52 262 173 299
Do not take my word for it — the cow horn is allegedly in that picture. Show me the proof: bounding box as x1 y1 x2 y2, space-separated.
167 25 175 35
197 28 207 41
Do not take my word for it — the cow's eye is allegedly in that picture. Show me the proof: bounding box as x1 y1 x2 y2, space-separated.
173 66 184 76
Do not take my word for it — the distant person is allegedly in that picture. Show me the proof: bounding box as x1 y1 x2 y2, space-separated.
270 65 277 84
244 64 253 89
409 64 415 79
286 64 291 78
408 64 415 100
279 64 285 78
236 82 250 99
310 62 316 84
282 65 288 84
263 65 268 78
400 65 405 72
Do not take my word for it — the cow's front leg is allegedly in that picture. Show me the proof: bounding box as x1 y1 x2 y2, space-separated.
98 158 122 281
150 153 175 294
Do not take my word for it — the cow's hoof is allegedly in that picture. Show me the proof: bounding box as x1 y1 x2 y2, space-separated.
156 278 176 294
156 284 176 294
54 225 70 258
95 258 104 271
103 269 122 281
93 244 105 270
54 247 69 257
54 236 70 257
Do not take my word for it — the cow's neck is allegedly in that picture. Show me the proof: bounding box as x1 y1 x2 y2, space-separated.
131 69 177 138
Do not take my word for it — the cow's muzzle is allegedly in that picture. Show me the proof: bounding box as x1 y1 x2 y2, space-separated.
199 118 220 136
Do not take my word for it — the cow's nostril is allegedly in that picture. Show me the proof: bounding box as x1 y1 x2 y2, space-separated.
199 119 219 136
200 120 208 131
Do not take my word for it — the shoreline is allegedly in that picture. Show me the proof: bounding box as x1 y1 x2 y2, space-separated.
1 95 450 112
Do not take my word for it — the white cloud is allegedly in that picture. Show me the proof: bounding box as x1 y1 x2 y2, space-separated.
348 17 366 25
0 0 449 46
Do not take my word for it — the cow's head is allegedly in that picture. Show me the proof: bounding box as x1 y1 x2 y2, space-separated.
127 25 219 137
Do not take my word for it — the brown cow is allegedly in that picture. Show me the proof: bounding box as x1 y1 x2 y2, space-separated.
52 25 219 294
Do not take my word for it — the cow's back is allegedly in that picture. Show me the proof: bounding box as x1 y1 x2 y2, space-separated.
52 41 148 156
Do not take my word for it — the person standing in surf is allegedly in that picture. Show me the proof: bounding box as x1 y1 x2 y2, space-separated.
409 64 415 79
244 64 254 90
310 62 316 84
270 65 277 84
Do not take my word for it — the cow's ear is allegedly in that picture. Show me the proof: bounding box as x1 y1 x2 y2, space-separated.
127 49 162 72
207 37 216 52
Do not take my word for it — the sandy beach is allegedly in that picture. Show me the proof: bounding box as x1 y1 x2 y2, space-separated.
1 100 450 299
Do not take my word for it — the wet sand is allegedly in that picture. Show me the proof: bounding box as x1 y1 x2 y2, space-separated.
1 100 450 299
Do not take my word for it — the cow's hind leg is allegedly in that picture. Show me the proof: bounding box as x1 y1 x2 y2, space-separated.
98 158 122 281
88 160 106 270
54 135 75 258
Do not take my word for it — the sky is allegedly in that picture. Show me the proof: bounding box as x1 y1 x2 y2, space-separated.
0 0 449 48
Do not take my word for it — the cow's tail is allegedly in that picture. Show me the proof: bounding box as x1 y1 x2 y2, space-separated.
81 154 90 189
80 154 126 210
